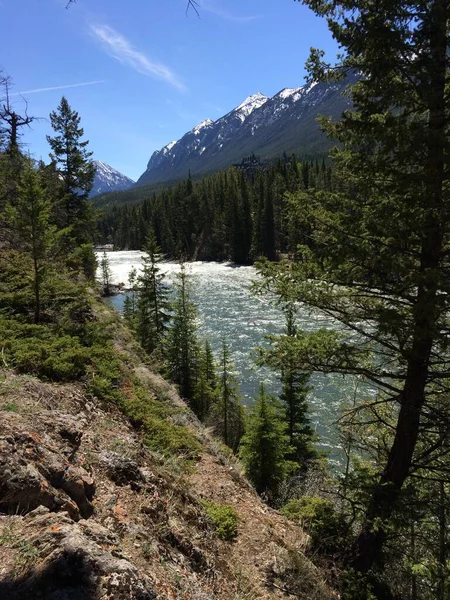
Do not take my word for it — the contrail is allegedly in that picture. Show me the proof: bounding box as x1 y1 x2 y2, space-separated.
12 80 105 96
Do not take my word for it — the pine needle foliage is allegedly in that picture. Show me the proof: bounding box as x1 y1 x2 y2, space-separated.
135 229 171 355
259 0 450 584
165 263 201 410
240 384 293 498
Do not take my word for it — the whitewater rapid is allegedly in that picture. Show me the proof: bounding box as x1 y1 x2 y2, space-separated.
98 251 361 466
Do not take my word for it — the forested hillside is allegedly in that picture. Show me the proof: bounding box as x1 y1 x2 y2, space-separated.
97 157 332 263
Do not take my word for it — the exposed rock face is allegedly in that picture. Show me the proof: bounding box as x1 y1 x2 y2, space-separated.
0 426 94 520
100 451 146 492
0 508 156 600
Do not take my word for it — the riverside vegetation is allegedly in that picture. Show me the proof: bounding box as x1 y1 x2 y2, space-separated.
0 78 329 599
2 1 450 599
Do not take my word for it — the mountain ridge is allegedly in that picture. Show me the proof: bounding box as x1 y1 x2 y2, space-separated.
136 75 355 188
90 160 135 198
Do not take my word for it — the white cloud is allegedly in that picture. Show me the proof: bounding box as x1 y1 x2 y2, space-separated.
12 80 105 96
200 0 262 22
90 24 185 91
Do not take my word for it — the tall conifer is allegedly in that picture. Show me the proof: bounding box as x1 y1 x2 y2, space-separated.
6 160 64 323
166 263 201 408
47 97 95 244
259 0 450 579
136 230 170 354
240 384 292 498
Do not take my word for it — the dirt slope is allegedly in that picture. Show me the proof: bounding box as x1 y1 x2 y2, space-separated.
0 318 332 599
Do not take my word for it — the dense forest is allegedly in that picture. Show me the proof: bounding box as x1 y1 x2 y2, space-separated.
96 157 332 263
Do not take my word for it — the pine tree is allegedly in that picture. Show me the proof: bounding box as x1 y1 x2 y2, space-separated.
196 340 219 421
166 263 201 408
211 338 245 451
47 96 95 244
123 266 138 327
100 251 112 296
259 0 450 578
5 160 64 323
240 384 292 498
136 230 171 355
279 304 316 468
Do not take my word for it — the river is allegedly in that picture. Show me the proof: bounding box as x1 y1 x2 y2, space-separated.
99 250 361 467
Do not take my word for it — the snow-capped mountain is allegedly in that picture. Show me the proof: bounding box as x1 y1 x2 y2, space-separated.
90 161 135 197
136 75 356 188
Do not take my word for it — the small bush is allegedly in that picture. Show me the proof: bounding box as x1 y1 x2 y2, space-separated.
275 549 331 600
119 384 202 461
86 343 124 403
0 320 89 381
281 496 348 553
200 500 239 541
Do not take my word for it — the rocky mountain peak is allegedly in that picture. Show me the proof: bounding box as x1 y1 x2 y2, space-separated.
192 119 214 135
233 92 269 121
135 74 356 189
90 160 134 198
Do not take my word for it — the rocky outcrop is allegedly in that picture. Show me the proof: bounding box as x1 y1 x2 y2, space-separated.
0 421 95 520
100 451 146 492
0 508 156 600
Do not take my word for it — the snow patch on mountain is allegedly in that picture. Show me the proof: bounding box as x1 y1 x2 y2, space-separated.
233 93 268 121
192 119 214 135
90 160 135 198
277 87 302 100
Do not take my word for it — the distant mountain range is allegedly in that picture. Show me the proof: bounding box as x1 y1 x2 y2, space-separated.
90 161 134 198
136 74 356 188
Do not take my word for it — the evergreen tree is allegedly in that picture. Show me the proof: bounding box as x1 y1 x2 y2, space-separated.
212 338 245 451
47 96 95 244
100 251 112 296
123 266 138 327
196 340 219 421
259 0 450 580
240 384 292 498
166 263 201 408
203 339 217 390
136 230 171 354
5 160 64 323
279 304 316 468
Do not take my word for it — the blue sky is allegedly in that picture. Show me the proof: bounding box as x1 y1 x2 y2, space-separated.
1 0 338 181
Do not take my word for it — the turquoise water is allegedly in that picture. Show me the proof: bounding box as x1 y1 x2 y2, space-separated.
99 251 365 467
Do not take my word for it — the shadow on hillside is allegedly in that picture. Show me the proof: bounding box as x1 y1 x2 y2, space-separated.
0 549 98 600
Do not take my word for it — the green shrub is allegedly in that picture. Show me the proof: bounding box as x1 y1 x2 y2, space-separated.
0 319 89 381
200 500 239 541
119 384 202 460
340 569 378 600
281 496 348 553
143 416 201 460
85 343 124 403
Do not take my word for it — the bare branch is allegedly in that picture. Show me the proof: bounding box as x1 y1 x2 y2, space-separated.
186 1 200 17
